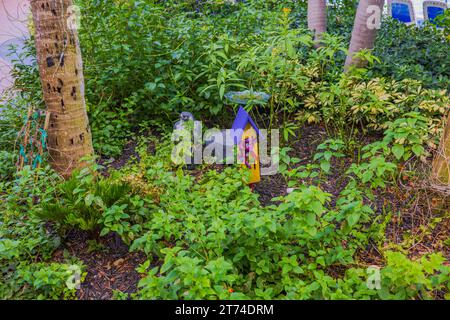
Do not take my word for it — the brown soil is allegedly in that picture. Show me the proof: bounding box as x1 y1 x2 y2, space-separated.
53 230 146 300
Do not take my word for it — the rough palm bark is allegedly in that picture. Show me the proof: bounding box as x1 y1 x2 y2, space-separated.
30 0 93 177
431 114 450 186
307 0 327 46
345 0 385 68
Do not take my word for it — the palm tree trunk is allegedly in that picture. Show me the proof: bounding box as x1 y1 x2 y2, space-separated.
345 0 385 68
432 114 450 186
308 0 327 45
30 0 93 178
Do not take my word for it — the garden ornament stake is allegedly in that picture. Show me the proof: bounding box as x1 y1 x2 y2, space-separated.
226 91 271 188
174 111 196 170
175 112 195 130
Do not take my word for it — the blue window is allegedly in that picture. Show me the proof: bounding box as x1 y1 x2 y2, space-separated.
427 7 446 26
392 3 412 23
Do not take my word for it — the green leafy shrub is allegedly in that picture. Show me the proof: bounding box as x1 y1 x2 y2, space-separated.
347 156 397 189
9 1 449 158
129 144 449 299
34 165 147 242
313 139 346 173
0 168 78 299
376 252 450 300
12 262 85 300
117 141 380 299
1 166 61 213
298 75 449 141
372 20 450 92
0 151 17 181
382 112 431 161
340 252 450 300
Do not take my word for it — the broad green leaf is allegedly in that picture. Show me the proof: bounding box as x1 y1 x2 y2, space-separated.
347 213 361 227
392 144 404 160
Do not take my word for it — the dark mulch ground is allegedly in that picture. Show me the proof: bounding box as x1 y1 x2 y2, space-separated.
52 124 449 299
98 129 157 176
53 230 146 300
98 139 140 176
256 125 327 205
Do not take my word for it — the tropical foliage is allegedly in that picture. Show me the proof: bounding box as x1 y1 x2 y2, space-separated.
0 0 449 300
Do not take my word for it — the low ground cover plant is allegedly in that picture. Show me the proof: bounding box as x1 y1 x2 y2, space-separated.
0 0 449 300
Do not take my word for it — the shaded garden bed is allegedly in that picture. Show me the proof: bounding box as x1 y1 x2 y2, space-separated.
45 124 449 300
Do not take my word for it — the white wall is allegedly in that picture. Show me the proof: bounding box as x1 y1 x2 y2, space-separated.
0 0 30 93
411 0 425 19
412 0 449 20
